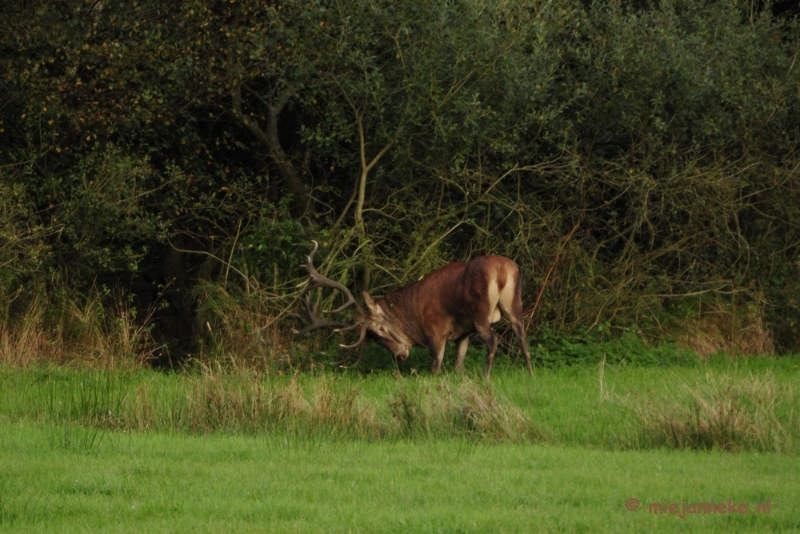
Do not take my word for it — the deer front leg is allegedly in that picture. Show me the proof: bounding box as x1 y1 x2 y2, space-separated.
428 339 447 375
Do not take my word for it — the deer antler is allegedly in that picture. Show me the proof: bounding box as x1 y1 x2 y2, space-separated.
295 241 368 356
291 295 350 336
298 241 363 314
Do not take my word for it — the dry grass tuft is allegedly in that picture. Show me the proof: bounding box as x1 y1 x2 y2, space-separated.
389 378 536 442
118 369 380 438
622 371 793 453
0 289 156 368
678 303 774 357
194 282 296 368
94 371 535 442
0 296 59 366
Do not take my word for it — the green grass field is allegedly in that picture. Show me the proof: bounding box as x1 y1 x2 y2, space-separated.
1 355 799 532
1 422 797 533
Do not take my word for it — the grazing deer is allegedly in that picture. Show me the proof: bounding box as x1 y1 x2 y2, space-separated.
296 241 532 378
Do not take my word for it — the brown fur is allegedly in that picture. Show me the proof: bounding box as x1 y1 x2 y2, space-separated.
364 256 532 378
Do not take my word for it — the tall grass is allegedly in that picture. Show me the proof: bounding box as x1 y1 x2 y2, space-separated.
2 359 798 452
120 369 381 437
675 302 775 357
388 379 535 442
621 371 793 453
0 366 535 442
0 286 157 369
0 296 58 366
192 281 297 367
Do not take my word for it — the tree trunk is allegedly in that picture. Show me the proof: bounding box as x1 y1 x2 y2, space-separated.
231 84 310 218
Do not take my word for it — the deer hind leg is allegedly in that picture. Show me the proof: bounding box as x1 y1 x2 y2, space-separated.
454 335 470 372
498 275 533 375
475 321 498 379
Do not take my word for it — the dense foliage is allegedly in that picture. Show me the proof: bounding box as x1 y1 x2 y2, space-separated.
2 0 799 364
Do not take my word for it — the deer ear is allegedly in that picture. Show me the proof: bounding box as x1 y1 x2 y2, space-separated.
363 291 383 315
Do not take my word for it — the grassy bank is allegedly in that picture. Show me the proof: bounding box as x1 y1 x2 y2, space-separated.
1 355 798 452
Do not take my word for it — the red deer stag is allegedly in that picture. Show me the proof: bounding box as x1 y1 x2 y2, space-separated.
296 241 532 378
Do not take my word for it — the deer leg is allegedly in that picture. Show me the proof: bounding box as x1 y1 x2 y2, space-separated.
454 335 470 372
504 313 532 375
475 323 498 379
429 339 447 375
510 320 533 375
498 281 533 375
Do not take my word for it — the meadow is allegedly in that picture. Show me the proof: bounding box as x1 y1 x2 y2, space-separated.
4 0 800 530
1 349 799 532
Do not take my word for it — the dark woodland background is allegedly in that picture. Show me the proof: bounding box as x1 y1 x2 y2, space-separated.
2 0 799 366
